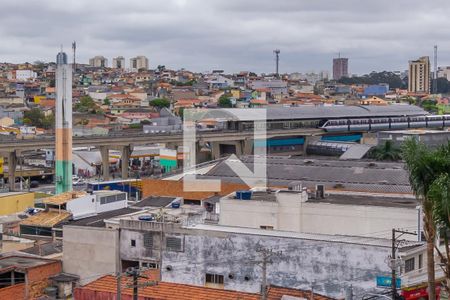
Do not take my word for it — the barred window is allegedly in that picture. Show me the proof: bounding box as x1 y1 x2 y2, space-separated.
143 233 153 249
166 236 182 251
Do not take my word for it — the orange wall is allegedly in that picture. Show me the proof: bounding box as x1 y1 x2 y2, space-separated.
0 283 25 300
142 179 249 201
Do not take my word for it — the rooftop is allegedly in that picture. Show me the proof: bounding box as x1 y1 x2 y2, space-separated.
0 256 58 272
132 196 177 208
187 224 422 249
20 210 71 227
214 105 426 121
201 156 411 194
42 191 87 206
308 191 418 208
56 207 140 228
76 270 334 300
19 241 62 257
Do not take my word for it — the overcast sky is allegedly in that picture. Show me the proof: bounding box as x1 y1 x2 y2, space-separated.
1 0 449 75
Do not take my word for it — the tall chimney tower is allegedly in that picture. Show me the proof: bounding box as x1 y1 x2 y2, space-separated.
274 49 280 77
55 49 73 194
72 41 76 72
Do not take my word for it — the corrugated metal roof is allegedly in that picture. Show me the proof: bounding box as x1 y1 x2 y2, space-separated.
212 105 427 121
202 156 411 194
340 144 374 160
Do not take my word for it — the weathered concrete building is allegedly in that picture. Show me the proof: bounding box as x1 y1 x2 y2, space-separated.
217 188 419 240
118 219 422 299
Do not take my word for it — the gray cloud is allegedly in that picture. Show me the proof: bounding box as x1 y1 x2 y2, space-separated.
0 0 449 74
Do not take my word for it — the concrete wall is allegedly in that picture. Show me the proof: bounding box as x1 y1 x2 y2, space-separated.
63 226 119 284
120 224 392 299
0 192 34 216
219 191 418 240
66 194 96 219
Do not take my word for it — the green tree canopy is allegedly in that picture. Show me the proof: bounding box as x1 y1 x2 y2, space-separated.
402 139 450 299
150 98 170 109
74 96 97 113
23 108 54 129
218 94 232 108
338 71 405 89
369 140 401 161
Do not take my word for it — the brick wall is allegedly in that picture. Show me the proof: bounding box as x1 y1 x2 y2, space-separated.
0 283 25 300
27 261 62 299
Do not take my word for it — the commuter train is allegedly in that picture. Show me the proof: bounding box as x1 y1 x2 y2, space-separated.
321 115 450 132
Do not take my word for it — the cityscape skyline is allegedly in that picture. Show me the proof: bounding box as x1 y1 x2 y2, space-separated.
1 0 450 74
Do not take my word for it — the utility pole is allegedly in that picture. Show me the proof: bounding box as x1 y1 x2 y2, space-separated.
390 229 417 300
391 229 397 300
116 272 121 300
125 267 158 300
255 246 282 300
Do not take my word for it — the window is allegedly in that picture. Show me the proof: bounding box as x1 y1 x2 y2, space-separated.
418 254 423 269
166 236 182 251
99 193 127 205
131 239 136 247
205 273 224 285
143 233 153 249
405 257 415 273
141 262 158 269
260 225 274 230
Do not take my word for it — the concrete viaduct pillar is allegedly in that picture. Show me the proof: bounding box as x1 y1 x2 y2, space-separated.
121 145 131 180
210 142 221 160
99 146 110 181
242 139 253 156
7 151 17 192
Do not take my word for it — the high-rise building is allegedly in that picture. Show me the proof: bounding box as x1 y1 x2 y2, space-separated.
129 56 149 71
89 56 108 68
55 51 73 194
408 56 430 93
112 56 125 69
333 57 348 80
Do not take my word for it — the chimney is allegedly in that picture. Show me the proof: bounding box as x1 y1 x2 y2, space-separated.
315 184 325 199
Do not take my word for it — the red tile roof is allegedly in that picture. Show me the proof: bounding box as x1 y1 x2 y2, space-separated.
75 271 336 300
76 271 257 300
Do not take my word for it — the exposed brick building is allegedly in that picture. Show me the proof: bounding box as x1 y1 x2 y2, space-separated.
0 255 62 299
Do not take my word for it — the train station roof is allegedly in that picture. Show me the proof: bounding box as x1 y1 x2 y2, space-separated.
215 105 427 121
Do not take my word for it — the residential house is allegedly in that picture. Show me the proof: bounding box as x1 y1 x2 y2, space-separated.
0 256 62 299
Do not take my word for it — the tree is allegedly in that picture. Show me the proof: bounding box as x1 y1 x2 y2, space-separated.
431 77 450 94
23 108 54 129
74 96 97 113
338 71 405 89
218 94 232 108
402 139 450 300
150 98 170 109
369 140 401 161
103 98 111 106
430 172 450 293
427 142 450 293
421 99 438 113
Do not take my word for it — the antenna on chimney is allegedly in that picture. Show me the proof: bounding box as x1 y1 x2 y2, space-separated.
274 49 280 77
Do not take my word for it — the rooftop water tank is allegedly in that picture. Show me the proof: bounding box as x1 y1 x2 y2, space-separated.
138 215 154 222
235 190 252 200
